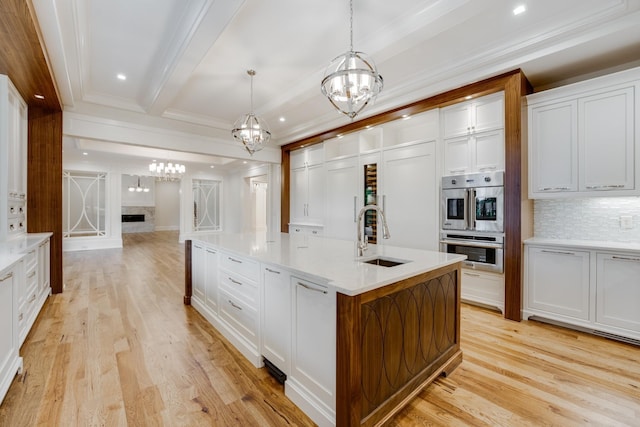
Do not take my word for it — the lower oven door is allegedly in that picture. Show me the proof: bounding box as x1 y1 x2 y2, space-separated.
440 239 504 273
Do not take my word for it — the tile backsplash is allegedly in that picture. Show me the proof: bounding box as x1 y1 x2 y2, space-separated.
534 197 640 242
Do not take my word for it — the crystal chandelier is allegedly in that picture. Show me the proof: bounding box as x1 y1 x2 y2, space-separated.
321 0 383 119
231 69 271 155
128 176 150 192
149 161 186 181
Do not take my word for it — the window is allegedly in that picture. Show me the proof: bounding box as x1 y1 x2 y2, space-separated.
63 171 106 237
193 179 221 231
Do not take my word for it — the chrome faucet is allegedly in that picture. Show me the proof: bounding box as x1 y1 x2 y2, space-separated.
357 204 391 257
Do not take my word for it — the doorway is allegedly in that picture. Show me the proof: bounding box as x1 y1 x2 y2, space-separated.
247 175 268 232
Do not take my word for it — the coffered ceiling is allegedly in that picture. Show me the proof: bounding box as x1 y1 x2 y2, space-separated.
31 0 640 170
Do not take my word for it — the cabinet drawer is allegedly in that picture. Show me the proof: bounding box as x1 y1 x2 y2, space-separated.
219 271 257 308
219 288 258 347
24 249 37 270
221 253 259 281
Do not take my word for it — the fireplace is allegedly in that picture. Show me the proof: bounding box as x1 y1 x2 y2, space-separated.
122 214 145 222
121 207 155 233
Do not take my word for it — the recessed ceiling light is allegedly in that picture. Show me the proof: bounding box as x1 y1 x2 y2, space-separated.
279 117 286 122
82 152 88 156
210 165 215 169
34 94 45 100
513 5 526 15
117 73 127 81
243 161 247 164
465 95 473 100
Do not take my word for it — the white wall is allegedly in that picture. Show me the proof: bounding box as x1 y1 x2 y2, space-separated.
155 181 181 231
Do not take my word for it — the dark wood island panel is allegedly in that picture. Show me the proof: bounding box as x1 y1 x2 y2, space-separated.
337 262 462 426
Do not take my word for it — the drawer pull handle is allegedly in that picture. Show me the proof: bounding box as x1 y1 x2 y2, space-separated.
228 300 243 311
541 250 575 256
18 313 23 321
229 277 242 286
29 294 36 303
298 282 328 294
0 273 13 282
539 187 570 191
612 256 640 262
265 268 280 274
28 271 36 278
206 249 216 254
585 184 625 190
228 257 242 264
464 272 481 277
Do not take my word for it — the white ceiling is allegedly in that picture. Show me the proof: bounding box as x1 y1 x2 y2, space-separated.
33 0 640 173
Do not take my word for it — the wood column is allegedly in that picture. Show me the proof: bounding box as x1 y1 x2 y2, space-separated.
28 107 63 294
184 239 192 305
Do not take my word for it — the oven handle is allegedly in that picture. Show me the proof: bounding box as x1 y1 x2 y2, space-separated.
440 239 503 249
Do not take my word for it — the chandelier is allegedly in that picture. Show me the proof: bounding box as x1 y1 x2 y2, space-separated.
149 161 186 181
321 0 383 119
231 69 271 155
128 176 150 193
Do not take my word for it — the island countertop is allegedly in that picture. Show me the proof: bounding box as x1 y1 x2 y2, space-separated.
189 232 466 296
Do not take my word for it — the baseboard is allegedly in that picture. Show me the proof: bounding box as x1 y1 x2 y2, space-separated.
154 225 180 231
63 237 123 252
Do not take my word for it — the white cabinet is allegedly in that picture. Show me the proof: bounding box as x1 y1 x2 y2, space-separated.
528 68 639 199
261 264 291 375
525 246 590 322
460 269 504 313
290 145 325 225
204 247 219 313
191 243 205 302
324 157 358 240
0 75 28 240
381 141 438 251
442 93 504 174
288 224 323 237
288 276 336 419
0 263 22 405
595 253 640 334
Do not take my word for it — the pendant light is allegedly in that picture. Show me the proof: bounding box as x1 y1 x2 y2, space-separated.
231 69 271 155
321 0 383 119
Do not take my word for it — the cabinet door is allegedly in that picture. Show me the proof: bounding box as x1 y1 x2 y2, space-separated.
38 238 51 295
596 253 640 333
305 163 325 223
526 246 590 320
0 266 20 404
192 243 205 302
325 158 358 240
204 247 219 313
382 142 438 250
473 129 505 173
262 265 291 374
290 167 307 223
579 87 635 192
529 100 578 196
443 136 471 175
461 269 504 313
290 277 335 411
441 103 471 138
473 94 504 133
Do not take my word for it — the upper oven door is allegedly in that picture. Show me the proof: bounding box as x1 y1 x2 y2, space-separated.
442 188 468 230
472 186 504 232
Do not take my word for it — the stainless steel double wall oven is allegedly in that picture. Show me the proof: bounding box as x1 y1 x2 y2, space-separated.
440 171 504 273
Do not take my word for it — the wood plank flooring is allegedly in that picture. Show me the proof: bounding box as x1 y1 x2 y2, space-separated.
1 231 638 426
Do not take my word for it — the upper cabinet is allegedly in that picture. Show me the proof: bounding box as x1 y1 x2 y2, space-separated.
290 145 325 225
528 67 639 199
441 92 505 175
0 75 28 240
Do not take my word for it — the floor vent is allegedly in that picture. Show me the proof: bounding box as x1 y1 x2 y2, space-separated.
592 330 640 347
263 358 286 384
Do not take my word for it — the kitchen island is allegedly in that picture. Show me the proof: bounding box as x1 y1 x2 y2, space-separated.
184 233 465 427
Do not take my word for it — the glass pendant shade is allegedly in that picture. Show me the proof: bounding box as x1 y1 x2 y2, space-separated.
231 69 270 155
321 50 383 119
232 112 271 155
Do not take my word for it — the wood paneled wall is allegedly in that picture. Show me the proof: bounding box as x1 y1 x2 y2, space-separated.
1 0 64 293
281 70 532 321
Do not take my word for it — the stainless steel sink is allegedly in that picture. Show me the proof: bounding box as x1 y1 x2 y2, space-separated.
363 257 408 267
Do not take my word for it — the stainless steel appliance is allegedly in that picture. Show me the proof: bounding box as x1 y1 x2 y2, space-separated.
440 230 504 273
441 171 504 233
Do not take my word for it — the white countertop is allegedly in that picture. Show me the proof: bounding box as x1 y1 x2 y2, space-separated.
0 232 53 272
524 237 640 253
190 232 466 296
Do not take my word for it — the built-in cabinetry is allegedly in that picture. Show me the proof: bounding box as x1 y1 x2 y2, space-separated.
441 92 504 175
528 67 639 198
261 264 291 375
524 240 640 342
290 145 325 227
0 262 21 406
461 269 505 313
0 75 28 241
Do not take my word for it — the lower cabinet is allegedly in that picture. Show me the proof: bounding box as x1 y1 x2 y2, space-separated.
204 247 218 313
525 242 640 341
261 264 291 375
460 269 504 313
0 263 22 405
192 243 205 302
287 276 336 424
595 253 640 333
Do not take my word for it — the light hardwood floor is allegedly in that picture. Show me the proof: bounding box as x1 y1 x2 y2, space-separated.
1 231 638 426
